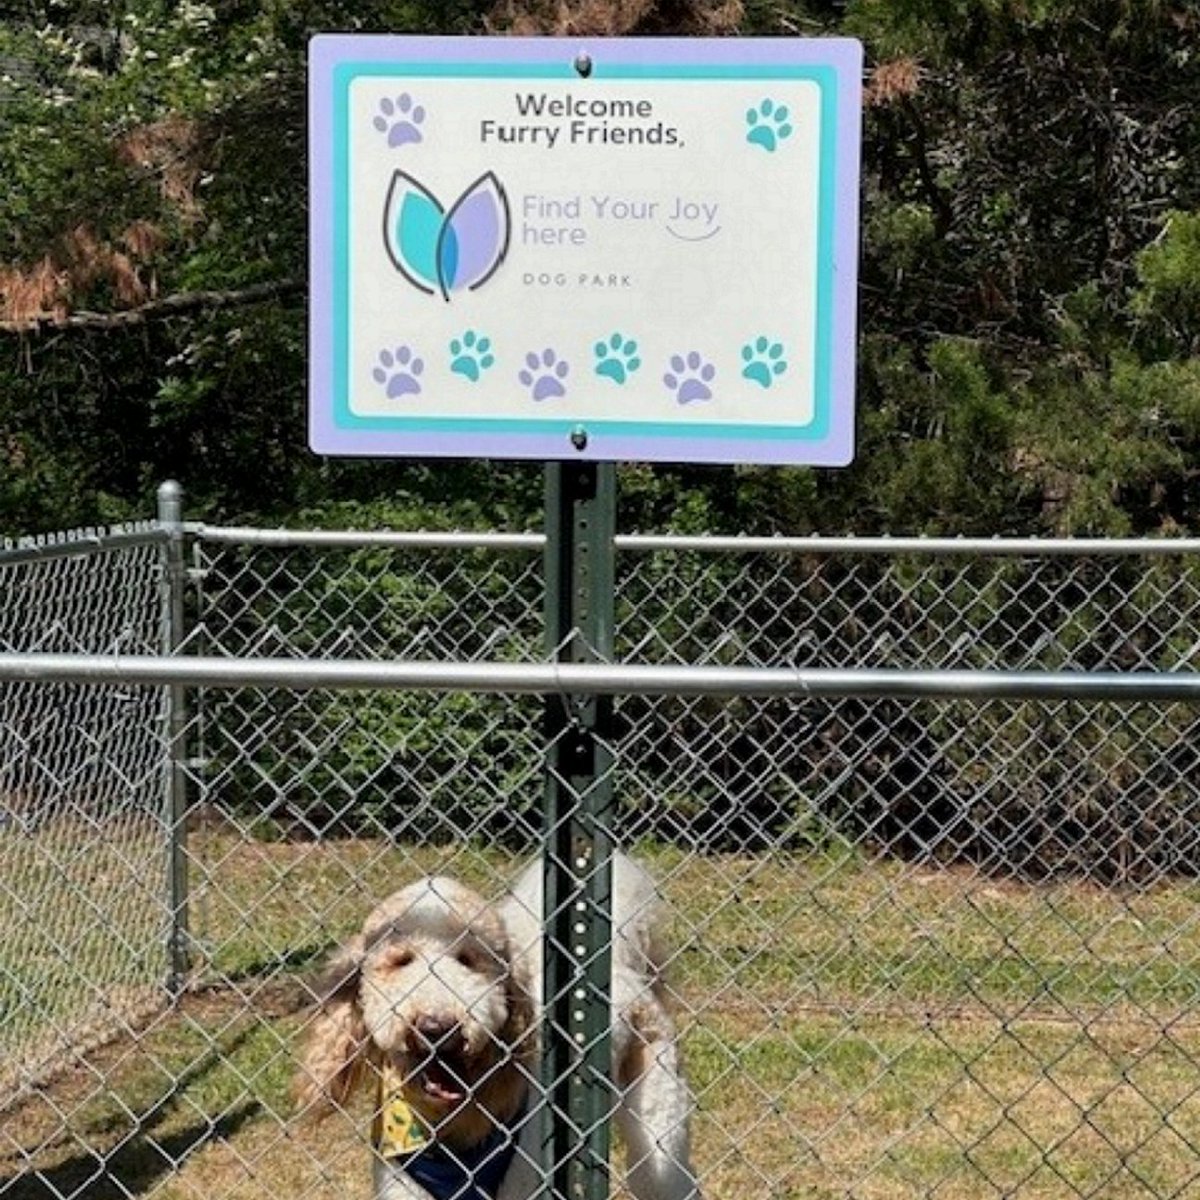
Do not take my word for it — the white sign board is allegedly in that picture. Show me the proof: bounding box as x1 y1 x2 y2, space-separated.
309 36 862 464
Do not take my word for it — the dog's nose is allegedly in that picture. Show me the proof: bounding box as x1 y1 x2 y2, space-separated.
412 1015 461 1048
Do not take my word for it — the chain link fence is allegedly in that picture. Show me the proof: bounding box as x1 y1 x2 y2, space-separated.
0 526 171 1104
5 509 1200 1199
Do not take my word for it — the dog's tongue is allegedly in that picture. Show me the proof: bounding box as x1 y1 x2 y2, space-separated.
422 1055 467 1102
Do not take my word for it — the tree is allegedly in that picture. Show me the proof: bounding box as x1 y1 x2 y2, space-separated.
1 0 1198 536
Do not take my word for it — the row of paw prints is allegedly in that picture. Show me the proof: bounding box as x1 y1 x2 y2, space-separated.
372 332 789 405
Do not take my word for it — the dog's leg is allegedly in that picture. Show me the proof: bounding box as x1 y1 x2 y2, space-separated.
373 1155 437 1200
494 1111 542 1200
617 1029 703 1200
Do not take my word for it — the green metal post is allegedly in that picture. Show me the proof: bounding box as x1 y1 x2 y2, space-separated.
542 460 617 1200
158 480 191 995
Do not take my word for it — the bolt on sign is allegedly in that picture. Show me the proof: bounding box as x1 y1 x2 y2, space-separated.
309 36 862 465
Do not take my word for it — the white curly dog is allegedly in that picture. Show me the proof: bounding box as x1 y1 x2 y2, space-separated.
294 854 701 1200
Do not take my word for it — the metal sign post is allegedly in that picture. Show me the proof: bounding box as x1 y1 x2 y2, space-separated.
541 460 616 1200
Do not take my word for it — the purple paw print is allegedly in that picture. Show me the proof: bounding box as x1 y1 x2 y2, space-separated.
519 349 569 401
373 346 424 398
664 352 715 404
373 94 426 147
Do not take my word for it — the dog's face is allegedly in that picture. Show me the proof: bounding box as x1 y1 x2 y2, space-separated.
358 878 514 1117
294 875 534 1142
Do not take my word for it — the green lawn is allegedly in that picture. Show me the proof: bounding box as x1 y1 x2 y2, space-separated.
6 833 1200 1199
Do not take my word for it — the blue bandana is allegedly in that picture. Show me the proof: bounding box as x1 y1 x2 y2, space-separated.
375 1068 523 1200
398 1126 516 1200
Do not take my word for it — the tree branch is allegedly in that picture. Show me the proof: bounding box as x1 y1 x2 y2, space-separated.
0 279 306 334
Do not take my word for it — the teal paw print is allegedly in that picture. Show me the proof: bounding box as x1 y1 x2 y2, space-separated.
741 337 788 388
594 332 642 385
746 99 793 153
449 330 495 382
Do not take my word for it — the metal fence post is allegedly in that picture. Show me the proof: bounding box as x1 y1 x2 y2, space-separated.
157 480 191 994
542 461 616 1200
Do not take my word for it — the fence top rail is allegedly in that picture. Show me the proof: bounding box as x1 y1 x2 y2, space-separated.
616 534 1200 557
0 523 166 567
187 524 544 550
2 652 1200 703
186 523 1200 558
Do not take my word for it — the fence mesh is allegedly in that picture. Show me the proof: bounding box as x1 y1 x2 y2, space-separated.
6 524 1200 1199
0 528 170 1105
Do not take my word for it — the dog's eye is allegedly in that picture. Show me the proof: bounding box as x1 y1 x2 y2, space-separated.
455 950 477 970
381 948 414 971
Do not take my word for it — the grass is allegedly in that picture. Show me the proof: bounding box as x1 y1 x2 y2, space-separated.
0 818 167 1091
6 831 1200 1198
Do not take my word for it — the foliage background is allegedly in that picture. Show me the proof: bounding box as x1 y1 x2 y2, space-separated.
1 0 1198 538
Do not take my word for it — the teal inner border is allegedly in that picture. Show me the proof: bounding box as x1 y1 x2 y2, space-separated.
329 60 840 443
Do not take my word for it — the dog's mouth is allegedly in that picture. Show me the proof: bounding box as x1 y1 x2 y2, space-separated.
395 1030 481 1108
415 1047 471 1105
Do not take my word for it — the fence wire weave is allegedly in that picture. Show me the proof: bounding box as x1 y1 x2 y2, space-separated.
6 521 1200 1200
0 526 169 1104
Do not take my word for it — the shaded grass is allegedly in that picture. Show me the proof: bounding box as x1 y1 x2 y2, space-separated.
0 819 168 1092
9 835 1200 1198
2 988 295 1199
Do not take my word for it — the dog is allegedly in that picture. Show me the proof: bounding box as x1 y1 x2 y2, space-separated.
294 854 700 1200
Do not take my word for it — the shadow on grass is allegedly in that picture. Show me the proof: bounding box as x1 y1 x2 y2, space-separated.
2 1022 271 1199
1 1101 261 1199
218 943 326 986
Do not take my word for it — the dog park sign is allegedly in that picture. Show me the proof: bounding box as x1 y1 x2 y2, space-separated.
308 36 862 465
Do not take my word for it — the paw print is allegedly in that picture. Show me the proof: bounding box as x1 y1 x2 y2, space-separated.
663 352 715 405
741 337 788 388
449 330 495 383
373 94 426 147
519 349 569 401
594 333 641 385
372 345 424 398
746 99 793 153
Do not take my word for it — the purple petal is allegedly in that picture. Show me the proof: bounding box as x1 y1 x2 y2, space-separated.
440 172 511 293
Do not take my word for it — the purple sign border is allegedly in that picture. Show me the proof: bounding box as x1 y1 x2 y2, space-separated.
309 35 862 465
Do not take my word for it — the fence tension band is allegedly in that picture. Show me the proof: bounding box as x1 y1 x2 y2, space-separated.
542 461 617 1200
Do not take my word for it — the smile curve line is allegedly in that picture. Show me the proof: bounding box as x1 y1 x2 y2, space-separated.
665 224 722 242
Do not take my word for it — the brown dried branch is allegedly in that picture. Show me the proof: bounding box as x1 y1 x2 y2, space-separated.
116 116 206 223
0 221 169 324
865 58 923 107
0 279 305 335
486 0 741 35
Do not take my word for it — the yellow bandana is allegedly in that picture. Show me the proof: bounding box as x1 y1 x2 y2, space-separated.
374 1063 430 1158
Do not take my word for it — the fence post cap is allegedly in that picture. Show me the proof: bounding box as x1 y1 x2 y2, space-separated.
157 480 184 524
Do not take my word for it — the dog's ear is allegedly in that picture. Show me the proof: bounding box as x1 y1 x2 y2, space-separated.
293 934 369 1118
500 937 538 1063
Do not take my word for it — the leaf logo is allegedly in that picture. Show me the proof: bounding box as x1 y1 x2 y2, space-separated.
382 170 511 300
